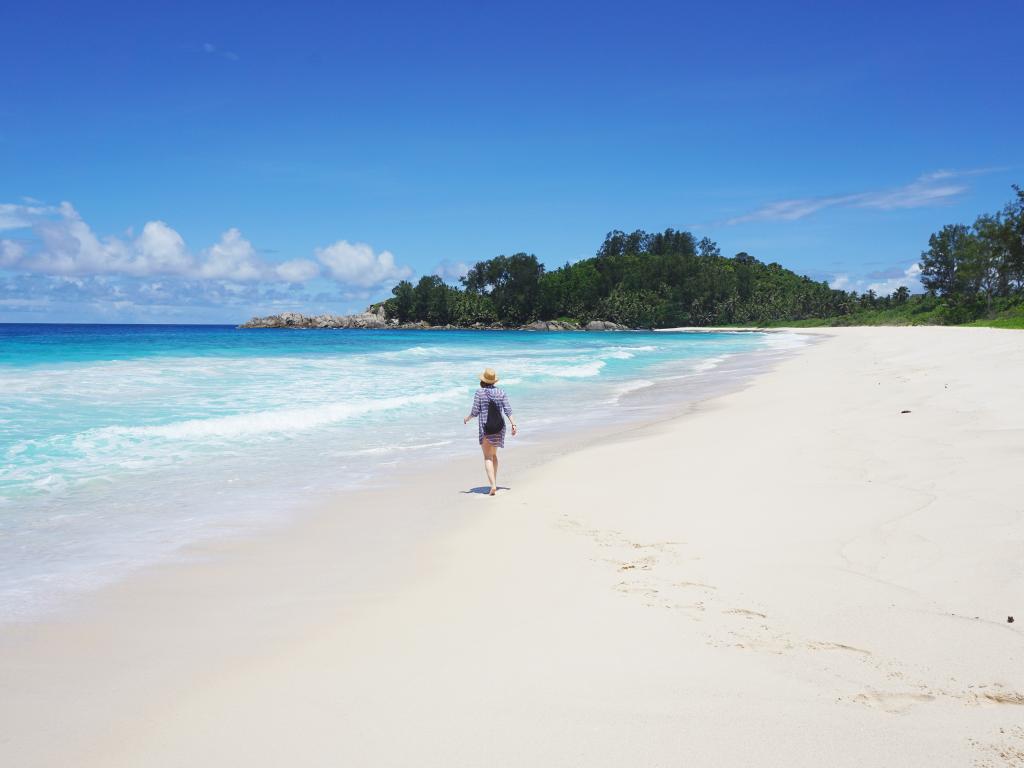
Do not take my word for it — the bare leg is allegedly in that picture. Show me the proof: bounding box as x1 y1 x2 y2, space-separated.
481 440 497 495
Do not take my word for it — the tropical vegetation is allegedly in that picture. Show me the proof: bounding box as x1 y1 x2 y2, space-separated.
378 185 1023 329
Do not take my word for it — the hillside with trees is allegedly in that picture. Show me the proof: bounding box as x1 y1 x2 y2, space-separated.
378 185 1023 329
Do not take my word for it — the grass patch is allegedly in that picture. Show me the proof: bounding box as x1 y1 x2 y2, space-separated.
728 296 1024 330
964 303 1024 329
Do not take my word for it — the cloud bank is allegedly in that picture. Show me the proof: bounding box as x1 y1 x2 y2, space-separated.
0 201 413 290
0 201 415 320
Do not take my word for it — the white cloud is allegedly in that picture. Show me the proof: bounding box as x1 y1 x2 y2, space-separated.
315 240 413 288
867 262 923 295
1 239 25 268
728 195 859 225
14 203 203 278
828 274 851 290
275 258 320 283
196 228 264 281
28 202 132 275
433 259 470 281
0 202 56 231
724 169 988 226
133 221 193 275
0 199 409 295
829 262 923 295
853 172 967 211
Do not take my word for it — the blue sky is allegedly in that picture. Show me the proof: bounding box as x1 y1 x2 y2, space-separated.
1 0 1021 322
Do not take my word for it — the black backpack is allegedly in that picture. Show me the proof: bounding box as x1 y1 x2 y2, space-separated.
483 390 505 435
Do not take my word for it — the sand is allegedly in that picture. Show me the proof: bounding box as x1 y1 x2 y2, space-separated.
2 326 1022 767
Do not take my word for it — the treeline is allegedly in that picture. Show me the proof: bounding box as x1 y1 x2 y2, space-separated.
379 185 1022 328
918 185 1024 321
383 232 861 327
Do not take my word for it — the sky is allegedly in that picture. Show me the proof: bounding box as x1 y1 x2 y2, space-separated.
1 0 1021 323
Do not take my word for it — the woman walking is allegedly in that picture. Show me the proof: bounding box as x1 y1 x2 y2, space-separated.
463 367 517 496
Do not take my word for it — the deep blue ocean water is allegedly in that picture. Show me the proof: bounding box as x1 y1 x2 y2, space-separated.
0 323 800 619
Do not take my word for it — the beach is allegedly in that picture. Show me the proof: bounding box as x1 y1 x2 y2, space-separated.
2 326 1022 766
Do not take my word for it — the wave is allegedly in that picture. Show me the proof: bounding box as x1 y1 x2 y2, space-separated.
373 345 452 360
692 355 728 373
67 387 468 446
761 332 811 350
346 439 455 456
609 379 655 402
527 359 607 378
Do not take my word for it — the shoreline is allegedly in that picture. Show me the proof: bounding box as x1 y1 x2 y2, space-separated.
2 327 1022 766
1 329 801 624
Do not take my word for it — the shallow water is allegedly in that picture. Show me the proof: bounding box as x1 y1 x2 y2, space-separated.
0 324 800 619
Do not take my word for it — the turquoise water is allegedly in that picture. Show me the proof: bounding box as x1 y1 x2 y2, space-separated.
0 324 794 619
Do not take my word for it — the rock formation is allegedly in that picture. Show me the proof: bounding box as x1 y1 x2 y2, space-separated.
584 320 630 331
239 306 633 331
521 320 582 331
239 304 390 329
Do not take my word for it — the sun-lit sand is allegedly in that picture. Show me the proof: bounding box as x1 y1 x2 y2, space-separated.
2 327 1022 767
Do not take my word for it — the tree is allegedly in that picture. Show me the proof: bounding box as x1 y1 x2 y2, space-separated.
733 252 757 302
697 237 721 259
461 253 544 324
451 291 497 325
1000 185 1024 292
969 215 1007 313
391 280 415 322
598 287 662 328
892 286 910 305
919 224 972 297
411 275 453 324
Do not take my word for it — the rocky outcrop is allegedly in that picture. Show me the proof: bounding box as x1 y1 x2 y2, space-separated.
239 305 389 329
240 307 633 331
521 320 582 331
584 320 630 331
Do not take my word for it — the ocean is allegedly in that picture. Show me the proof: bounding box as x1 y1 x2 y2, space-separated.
0 323 803 619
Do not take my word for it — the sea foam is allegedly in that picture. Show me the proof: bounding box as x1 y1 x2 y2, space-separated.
0 325 779 620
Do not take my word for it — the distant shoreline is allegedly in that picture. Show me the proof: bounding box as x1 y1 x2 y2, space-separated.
237 309 634 332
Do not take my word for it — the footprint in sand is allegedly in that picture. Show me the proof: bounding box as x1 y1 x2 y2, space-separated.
724 608 767 619
674 581 717 590
850 690 936 713
974 690 1024 707
805 640 872 655
613 581 659 600
614 555 656 571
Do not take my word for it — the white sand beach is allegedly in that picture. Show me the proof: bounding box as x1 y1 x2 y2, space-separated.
2 326 1022 767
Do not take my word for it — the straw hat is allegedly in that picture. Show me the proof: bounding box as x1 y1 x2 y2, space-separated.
479 368 499 385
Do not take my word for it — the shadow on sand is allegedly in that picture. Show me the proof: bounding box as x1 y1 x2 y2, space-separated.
462 486 511 495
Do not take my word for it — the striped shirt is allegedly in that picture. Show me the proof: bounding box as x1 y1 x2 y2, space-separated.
470 387 513 447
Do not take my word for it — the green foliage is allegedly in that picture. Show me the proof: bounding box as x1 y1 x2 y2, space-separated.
462 253 545 324
918 185 1024 319
598 287 664 328
752 293 1023 329
390 280 415 322
450 290 498 325
963 299 1024 329
390 233 859 328
381 185 1021 329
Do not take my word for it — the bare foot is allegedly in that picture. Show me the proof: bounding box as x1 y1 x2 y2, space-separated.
489 486 497 496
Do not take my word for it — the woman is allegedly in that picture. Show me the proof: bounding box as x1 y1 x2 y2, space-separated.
463 367 517 496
